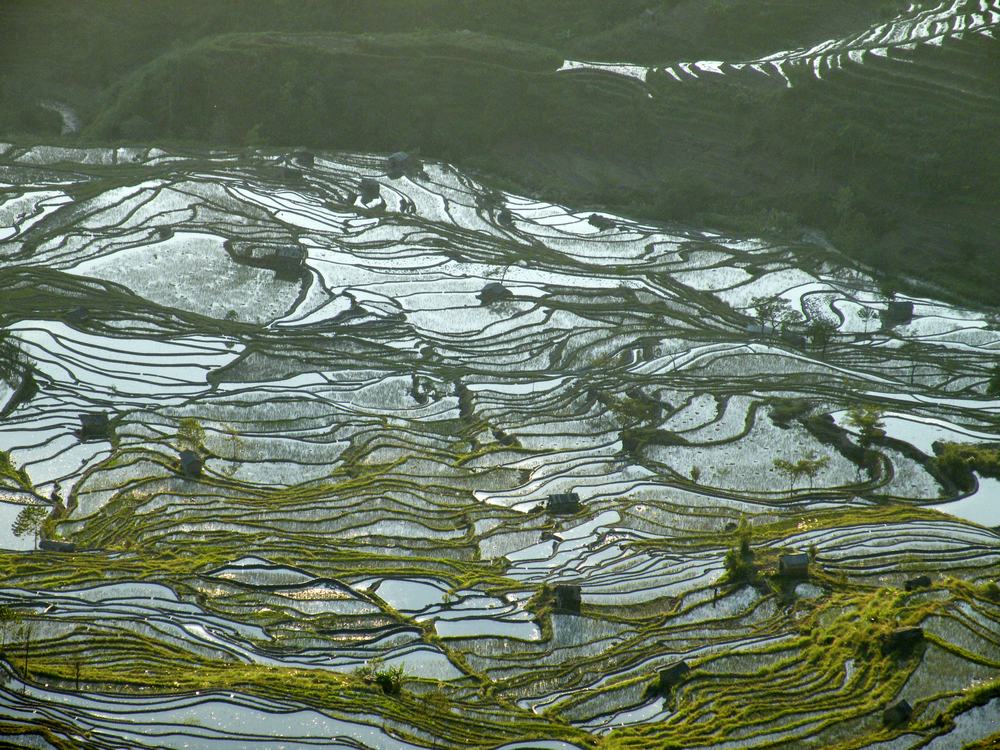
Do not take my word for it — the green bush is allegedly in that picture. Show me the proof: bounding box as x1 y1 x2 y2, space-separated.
932 442 1000 493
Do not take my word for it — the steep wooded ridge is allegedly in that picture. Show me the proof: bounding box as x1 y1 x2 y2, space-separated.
1 1 998 305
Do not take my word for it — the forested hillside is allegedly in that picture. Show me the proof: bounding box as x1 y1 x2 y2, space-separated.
2 1 998 305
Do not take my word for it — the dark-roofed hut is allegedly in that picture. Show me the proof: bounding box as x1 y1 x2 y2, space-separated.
883 699 912 727
478 282 513 306
882 626 923 656
657 661 690 693
272 246 306 273
65 306 90 326
904 575 931 591
547 492 581 515
587 213 616 230
779 553 810 579
386 151 419 179
496 208 513 227
39 538 76 553
359 178 381 203
553 584 581 614
292 150 315 167
179 450 203 479
883 301 914 327
79 413 110 442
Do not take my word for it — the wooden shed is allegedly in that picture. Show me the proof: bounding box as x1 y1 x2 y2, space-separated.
884 301 915 327
779 553 810 579
40 538 76 553
179 450 203 479
904 575 931 591
882 626 923 656
883 699 912 727
272 246 306 272
478 282 513 306
79 413 110 442
658 660 691 692
546 492 581 515
386 151 419 178
587 213 615 230
359 178 381 203
65 306 90 325
553 584 581 614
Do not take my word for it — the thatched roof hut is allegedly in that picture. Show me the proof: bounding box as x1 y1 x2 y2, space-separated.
546 492 581 515
553 584 581 614
779 553 810 579
179 450 203 479
79 413 110 441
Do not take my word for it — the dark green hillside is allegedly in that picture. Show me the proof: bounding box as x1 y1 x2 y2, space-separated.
1 1 999 305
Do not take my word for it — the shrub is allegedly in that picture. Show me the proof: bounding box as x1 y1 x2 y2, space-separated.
356 660 405 695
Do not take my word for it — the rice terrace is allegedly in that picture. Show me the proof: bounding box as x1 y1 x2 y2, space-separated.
0 2 998 749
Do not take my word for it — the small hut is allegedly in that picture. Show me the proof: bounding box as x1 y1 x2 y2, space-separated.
66 306 90 325
179 450 203 479
478 282 513 306
386 151 419 178
657 661 691 693
744 322 773 337
882 626 923 656
292 150 315 167
79 413 110 442
553 584 581 614
780 329 807 349
156 226 171 240
359 178 381 204
272 246 306 273
587 213 616 230
883 301 915 327
779 553 810 579
496 208 514 227
883 699 912 727
904 575 931 591
547 492 581 515
39 539 76 553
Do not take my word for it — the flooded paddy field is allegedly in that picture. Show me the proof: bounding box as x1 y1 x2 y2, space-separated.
0 144 997 749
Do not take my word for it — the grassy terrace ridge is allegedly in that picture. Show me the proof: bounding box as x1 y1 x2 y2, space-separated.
0 142 998 747
2 1 999 306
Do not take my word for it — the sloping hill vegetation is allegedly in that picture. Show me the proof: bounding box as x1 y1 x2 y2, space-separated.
1 1 998 305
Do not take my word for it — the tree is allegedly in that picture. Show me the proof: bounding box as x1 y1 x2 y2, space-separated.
773 457 800 493
723 518 754 583
0 332 29 389
774 453 831 492
12 505 48 550
856 306 879 334
798 453 830 489
806 318 837 354
0 450 31 491
0 604 21 653
19 622 32 684
986 364 1000 397
751 295 801 333
176 417 206 453
846 405 885 448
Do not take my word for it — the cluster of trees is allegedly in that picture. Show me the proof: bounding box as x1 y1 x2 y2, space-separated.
0 332 29 390
773 453 830 493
